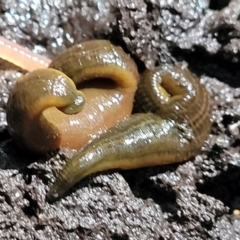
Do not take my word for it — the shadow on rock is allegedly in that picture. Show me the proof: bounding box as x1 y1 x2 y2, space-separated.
120 164 180 215
196 163 240 213
172 47 240 88
0 139 54 170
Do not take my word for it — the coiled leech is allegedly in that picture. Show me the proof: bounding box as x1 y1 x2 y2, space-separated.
6 40 139 153
47 63 212 201
3 39 211 201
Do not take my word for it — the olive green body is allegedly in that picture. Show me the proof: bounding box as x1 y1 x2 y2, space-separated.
47 64 212 201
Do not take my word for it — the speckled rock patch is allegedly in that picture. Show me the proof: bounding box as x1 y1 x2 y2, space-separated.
0 0 239 239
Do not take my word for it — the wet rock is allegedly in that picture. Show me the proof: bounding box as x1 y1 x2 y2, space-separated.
0 0 239 239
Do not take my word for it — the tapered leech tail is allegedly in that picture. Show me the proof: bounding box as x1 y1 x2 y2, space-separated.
47 63 212 201
1 37 212 201
6 40 139 153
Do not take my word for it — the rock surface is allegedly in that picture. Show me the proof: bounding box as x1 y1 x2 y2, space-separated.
0 0 240 239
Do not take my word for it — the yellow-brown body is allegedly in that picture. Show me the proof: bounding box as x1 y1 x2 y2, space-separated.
5 40 212 201
7 40 139 153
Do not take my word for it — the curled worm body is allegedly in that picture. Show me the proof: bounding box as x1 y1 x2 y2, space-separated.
7 69 85 153
4 38 211 200
6 40 139 153
47 64 212 201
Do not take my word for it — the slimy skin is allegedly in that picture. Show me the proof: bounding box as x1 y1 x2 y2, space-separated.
6 40 139 153
4 39 212 201
7 69 85 153
47 64 212 201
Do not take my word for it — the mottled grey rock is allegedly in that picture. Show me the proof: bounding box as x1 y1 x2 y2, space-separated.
0 0 239 239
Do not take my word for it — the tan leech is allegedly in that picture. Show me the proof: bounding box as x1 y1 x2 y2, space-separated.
0 36 51 71
6 40 139 153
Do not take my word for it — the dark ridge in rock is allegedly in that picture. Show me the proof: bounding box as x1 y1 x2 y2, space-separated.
0 0 239 239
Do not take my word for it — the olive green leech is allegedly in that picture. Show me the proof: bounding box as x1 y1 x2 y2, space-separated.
47 63 212 201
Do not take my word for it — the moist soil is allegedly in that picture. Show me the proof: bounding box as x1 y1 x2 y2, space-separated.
0 1 240 239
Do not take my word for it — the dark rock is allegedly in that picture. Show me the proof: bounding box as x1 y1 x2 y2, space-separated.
0 0 239 239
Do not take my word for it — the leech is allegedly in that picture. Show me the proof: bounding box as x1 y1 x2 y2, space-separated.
3 39 212 201
47 64 212 201
6 40 139 153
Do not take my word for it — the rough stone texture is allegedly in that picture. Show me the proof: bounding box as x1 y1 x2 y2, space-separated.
0 0 240 239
